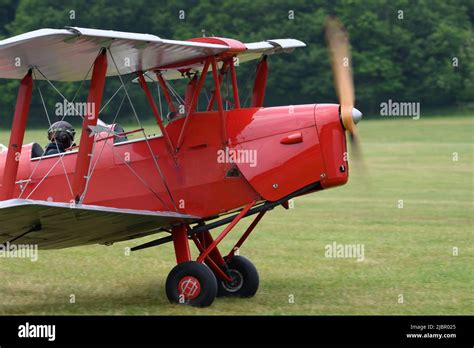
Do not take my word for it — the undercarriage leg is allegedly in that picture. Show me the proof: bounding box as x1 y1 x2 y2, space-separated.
171 225 191 264
166 224 217 307
228 210 267 258
192 233 232 282
198 230 226 267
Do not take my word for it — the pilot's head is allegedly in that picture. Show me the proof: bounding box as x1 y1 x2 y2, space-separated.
48 121 75 149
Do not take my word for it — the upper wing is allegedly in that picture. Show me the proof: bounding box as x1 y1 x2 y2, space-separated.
0 27 230 81
0 199 199 249
140 38 306 81
0 27 305 81
238 38 306 63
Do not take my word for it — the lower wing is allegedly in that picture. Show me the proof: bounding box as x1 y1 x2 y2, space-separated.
0 199 199 249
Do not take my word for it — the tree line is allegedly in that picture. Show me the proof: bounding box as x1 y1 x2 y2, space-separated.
0 0 472 128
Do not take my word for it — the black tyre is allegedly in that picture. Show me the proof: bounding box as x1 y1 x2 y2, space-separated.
166 261 217 307
217 256 259 298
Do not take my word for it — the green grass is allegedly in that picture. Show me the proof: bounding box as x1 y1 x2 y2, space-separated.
0 114 473 315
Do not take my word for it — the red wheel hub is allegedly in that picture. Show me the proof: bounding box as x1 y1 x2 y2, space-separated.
178 276 201 300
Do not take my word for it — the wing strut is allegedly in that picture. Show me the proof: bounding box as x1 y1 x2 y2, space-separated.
155 72 177 113
108 48 178 211
137 71 175 155
176 58 211 152
0 70 33 200
207 60 229 111
72 49 108 203
210 56 227 146
229 58 241 109
250 55 268 107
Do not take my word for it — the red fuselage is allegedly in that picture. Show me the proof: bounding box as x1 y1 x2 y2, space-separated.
0 103 348 218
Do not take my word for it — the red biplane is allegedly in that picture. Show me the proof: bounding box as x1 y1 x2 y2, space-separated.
0 21 362 307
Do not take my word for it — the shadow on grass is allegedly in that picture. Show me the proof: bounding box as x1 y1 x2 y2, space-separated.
0 280 173 315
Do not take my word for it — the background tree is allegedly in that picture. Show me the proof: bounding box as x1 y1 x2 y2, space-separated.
0 0 472 128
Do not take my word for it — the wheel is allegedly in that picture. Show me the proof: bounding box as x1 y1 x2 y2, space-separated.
217 256 259 298
166 261 217 307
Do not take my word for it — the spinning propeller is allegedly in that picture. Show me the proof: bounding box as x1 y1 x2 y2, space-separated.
325 17 364 162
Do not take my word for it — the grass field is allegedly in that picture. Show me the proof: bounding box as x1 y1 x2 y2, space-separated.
0 113 472 315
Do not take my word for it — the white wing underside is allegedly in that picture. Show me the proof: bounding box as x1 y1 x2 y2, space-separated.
0 27 305 81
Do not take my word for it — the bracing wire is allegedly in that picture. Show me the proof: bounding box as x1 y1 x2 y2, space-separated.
108 48 177 211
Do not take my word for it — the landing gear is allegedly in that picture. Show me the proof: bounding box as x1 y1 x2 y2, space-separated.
165 202 263 307
217 256 259 298
165 261 217 307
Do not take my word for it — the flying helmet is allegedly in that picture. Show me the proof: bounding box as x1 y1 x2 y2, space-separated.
47 121 76 148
